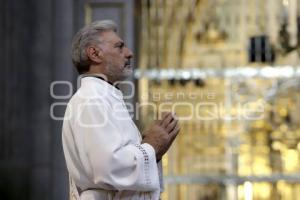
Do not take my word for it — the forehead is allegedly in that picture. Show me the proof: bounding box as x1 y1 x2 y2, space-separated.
99 31 122 44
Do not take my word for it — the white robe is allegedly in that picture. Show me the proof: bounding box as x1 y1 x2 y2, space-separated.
62 77 163 200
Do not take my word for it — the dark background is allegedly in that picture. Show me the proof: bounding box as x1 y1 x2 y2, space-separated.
0 0 137 199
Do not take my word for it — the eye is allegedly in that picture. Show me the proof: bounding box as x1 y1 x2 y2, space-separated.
116 42 125 50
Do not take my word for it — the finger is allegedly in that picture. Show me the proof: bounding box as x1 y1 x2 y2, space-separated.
158 112 171 125
161 112 174 128
169 123 180 141
166 119 178 133
172 113 178 121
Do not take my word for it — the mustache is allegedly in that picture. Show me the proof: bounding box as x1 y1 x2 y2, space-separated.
125 60 131 65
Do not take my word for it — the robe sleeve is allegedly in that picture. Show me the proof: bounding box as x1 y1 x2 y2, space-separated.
73 99 160 192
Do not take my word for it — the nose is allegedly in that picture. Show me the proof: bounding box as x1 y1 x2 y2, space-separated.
125 47 133 59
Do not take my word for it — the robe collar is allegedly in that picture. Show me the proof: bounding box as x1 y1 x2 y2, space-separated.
80 76 123 100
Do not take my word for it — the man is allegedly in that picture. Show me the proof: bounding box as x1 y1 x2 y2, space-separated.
62 20 180 200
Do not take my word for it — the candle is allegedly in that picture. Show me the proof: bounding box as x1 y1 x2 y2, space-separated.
282 0 289 24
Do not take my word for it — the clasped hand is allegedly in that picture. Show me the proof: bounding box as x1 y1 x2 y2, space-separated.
142 112 180 161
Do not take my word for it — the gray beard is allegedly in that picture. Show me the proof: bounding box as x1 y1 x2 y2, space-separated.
105 65 132 82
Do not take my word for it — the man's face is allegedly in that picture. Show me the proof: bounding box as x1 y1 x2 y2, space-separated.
99 31 133 82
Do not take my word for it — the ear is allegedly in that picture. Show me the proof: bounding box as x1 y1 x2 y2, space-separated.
86 46 103 64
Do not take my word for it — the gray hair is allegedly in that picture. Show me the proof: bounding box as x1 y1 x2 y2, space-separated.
71 20 117 74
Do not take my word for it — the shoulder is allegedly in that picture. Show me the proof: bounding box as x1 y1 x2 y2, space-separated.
71 83 111 105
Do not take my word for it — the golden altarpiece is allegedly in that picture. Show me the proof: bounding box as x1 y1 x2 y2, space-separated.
136 0 300 199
